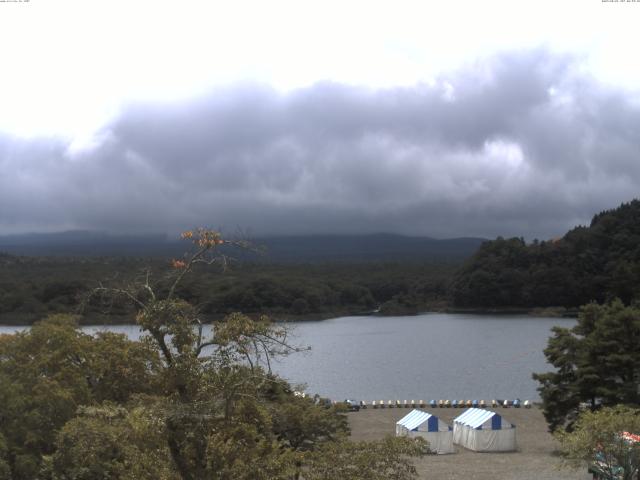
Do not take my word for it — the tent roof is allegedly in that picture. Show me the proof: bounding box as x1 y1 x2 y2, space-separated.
454 408 512 429
397 409 436 431
622 432 640 443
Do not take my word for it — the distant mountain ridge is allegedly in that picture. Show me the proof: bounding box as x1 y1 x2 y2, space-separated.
258 234 485 262
0 231 486 262
0 231 170 257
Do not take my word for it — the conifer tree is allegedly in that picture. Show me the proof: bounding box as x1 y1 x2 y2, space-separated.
534 300 640 431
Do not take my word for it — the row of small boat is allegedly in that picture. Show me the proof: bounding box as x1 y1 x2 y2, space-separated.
364 399 530 409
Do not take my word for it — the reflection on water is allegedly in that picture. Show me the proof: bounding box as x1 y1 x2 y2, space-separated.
0 313 575 401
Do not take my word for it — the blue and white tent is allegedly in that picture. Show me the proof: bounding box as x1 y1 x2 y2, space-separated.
453 408 516 452
396 409 454 454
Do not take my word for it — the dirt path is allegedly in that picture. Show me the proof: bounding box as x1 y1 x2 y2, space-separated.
348 406 591 480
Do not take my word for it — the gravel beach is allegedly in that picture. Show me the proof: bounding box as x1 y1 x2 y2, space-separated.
348 406 591 480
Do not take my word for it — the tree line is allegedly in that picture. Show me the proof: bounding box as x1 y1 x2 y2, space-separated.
3 200 640 325
0 255 454 324
450 200 640 309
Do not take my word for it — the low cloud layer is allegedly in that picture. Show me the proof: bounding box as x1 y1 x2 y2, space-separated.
1 49 639 239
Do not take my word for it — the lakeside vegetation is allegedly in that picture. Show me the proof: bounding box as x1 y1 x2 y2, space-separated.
0 256 455 324
450 200 640 309
3 201 640 325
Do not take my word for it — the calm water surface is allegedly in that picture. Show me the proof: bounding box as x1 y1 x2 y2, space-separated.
0 313 574 401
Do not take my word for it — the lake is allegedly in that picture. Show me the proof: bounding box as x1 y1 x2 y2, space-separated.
0 313 574 402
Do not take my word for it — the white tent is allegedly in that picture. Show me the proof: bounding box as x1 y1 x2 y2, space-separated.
396 409 454 454
453 408 516 452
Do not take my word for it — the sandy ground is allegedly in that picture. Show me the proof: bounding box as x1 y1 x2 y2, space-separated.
348 406 592 480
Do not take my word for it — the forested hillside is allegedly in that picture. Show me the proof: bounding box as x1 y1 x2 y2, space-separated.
450 200 640 308
0 256 455 324
5 200 640 321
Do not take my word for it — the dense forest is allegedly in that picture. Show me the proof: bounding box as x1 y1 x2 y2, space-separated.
0 229 430 479
450 200 640 309
3 200 640 324
0 255 456 324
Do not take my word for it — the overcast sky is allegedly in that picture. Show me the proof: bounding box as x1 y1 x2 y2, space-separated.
1 0 639 239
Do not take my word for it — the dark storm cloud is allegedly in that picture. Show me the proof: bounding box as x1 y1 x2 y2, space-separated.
1 49 639 239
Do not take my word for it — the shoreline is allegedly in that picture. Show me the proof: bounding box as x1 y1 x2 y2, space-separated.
440 306 579 318
0 305 579 327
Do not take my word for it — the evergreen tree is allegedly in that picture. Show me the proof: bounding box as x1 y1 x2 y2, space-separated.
450 199 640 308
533 300 640 431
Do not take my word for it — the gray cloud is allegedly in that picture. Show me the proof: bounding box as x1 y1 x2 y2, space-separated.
1 49 639 239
